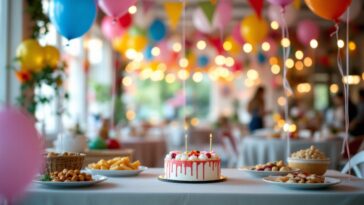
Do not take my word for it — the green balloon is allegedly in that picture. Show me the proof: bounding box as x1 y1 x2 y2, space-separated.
88 137 107 150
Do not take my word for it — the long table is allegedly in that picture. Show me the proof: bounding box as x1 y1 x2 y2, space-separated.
20 169 364 205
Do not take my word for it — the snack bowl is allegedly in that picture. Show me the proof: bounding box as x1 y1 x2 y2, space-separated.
45 152 85 173
287 158 330 175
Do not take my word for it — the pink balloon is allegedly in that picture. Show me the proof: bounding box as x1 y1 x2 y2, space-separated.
101 16 124 40
297 20 320 45
231 23 245 45
192 8 215 34
266 0 294 7
98 0 137 19
213 0 232 30
0 107 43 200
267 4 298 27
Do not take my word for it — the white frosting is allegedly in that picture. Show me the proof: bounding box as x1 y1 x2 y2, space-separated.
180 153 188 160
175 154 182 160
188 155 198 160
165 154 172 160
198 154 207 160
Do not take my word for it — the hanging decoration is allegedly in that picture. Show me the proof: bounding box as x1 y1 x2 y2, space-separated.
98 0 136 20
118 13 133 29
231 23 245 45
49 0 97 41
141 0 154 14
212 0 232 31
16 39 44 72
198 1 216 24
192 8 215 34
248 0 264 18
164 2 183 30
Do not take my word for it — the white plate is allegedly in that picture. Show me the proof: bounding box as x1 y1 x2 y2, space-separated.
263 176 341 189
34 175 107 188
85 166 148 177
238 166 299 178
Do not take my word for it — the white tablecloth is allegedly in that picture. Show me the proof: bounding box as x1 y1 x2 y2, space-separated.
238 137 343 169
20 169 364 205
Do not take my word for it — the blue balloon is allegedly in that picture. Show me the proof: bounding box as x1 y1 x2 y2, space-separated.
257 52 266 64
148 19 166 42
50 0 97 40
197 55 209 67
144 44 154 61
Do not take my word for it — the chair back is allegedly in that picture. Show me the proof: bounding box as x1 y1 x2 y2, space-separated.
341 151 364 178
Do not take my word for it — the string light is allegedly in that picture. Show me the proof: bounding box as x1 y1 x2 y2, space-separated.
330 84 339 94
172 42 182 52
196 40 207 50
151 47 160 57
349 41 356 51
295 50 304 60
243 43 253 53
247 69 259 80
337 39 345 48
270 21 279 30
271 64 280 74
261 42 270 51
285 58 294 69
342 75 361 85
122 76 132 87
192 72 203 83
303 57 313 67
178 69 190 80
128 6 137 14
281 38 290 48
225 57 234 67
295 61 304 71
310 39 318 49
223 41 233 51
179 58 189 68
215 55 225 66
297 83 311 93
277 96 286 106
269 57 279 65
126 110 136 121
151 70 164 81
165 73 176 84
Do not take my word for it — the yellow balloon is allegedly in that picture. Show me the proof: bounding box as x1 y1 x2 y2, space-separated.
16 39 44 72
128 35 147 52
112 33 129 53
240 14 268 46
43 45 60 68
225 36 241 56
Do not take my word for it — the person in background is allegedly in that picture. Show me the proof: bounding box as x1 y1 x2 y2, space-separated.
350 89 364 136
247 86 266 133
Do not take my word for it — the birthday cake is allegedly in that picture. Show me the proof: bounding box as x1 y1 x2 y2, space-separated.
164 150 221 181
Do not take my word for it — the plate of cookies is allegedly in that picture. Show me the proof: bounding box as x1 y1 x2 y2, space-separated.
86 157 147 177
34 169 107 188
239 160 299 178
263 173 341 189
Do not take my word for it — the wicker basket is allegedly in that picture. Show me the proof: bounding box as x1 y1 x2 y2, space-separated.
45 153 85 173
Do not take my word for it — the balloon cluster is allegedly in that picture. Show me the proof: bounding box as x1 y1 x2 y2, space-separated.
16 39 60 74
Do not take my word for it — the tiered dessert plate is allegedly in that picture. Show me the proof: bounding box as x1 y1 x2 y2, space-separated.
158 175 227 183
239 166 299 178
263 176 341 189
34 175 107 188
86 166 148 177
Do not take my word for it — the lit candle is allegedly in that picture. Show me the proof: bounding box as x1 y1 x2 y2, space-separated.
209 133 212 152
185 134 188 154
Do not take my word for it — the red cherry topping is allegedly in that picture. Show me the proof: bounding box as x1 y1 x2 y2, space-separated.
206 153 212 158
171 153 177 159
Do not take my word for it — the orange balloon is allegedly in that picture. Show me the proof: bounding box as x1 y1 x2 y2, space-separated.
240 14 268 46
305 0 351 21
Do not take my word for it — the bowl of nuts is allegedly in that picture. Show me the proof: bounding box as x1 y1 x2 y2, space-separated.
45 152 86 173
288 146 330 175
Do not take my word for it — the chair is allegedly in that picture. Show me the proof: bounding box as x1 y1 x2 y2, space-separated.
222 137 238 168
341 151 364 178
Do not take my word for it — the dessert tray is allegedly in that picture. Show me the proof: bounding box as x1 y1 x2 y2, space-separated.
34 175 107 188
86 166 148 177
239 166 299 178
158 175 227 183
263 176 341 189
